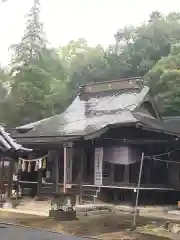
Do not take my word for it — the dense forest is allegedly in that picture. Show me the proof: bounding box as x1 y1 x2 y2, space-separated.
0 1 180 127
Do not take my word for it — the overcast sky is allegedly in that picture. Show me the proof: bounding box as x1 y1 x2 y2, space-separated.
0 0 180 65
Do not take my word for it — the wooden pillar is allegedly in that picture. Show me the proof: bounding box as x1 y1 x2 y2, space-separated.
124 165 129 184
16 157 20 199
55 152 59 193
146 162 151 184
79 151 84 204
113 190 119 203
109 163 114 184
74 148 84 205
48 150 59 192
83 151 87 182
131 189 136 207
63 146 73 193
66 147 73 184
36 169 42 197
0 154 4 200
7 158 13 199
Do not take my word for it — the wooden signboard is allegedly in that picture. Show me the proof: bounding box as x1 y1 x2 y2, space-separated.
94 148 103 186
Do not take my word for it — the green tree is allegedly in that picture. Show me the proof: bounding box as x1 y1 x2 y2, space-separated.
149 11 163 22
2 9 180 126
4 0 68 127
145 43 180 115
0 67 9 101
113 11 180 77
59 39 110 96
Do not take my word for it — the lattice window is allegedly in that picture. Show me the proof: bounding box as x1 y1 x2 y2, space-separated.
103 162 110 178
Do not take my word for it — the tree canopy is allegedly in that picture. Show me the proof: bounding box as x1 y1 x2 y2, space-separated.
1 7 180 127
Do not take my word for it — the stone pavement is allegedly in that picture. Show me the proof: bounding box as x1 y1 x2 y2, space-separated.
13 198 50 216
12 197 177 213
0 200 177 213
1 198 180 222
139 211 180 221
0 207 49 216
0 223 87 240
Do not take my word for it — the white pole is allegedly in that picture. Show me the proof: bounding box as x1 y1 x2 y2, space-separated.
133 152 144 228
63 147 67 193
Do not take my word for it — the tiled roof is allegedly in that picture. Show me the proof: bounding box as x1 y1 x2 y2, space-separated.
14 88 146 137
12 89 169 141
162 116 180 134
0 126 31 152
12 78 179 142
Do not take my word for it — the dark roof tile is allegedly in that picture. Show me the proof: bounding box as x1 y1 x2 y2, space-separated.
0 126 31 152
14 87 146 138
163 116 180 134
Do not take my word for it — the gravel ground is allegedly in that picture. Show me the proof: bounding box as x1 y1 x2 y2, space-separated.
0 224 87 240
0 210 171 239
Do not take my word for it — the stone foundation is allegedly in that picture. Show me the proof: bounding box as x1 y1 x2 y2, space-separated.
49 210 76 220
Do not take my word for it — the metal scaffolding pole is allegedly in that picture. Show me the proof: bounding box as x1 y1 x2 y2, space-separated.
132 152 144 228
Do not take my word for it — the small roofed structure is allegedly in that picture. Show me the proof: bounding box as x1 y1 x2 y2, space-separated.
0 125 32 202
0 125 31 152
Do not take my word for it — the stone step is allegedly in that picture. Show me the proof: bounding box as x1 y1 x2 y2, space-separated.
17 202 50 205
17 203 50 208
16 208 49 211
16 205 49 211
16 200 50 211
0 208 49 217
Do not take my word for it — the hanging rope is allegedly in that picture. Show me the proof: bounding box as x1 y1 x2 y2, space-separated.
19 154 48 162
146 158 180 164
142 148 180 164
145 148 180 159
18 155 48 171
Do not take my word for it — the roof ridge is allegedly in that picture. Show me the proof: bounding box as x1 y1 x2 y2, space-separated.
79 77 144 95
79 77 144 87
163 116 180 120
